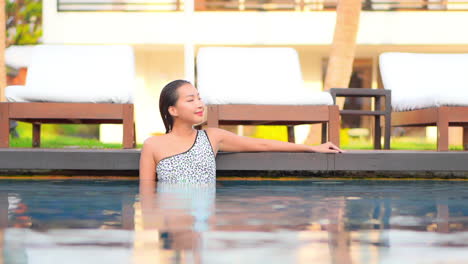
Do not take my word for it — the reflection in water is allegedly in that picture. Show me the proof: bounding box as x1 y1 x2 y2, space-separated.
135 180 216 264
0 180 468 263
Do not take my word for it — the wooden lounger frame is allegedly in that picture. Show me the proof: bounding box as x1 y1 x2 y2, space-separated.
392 106 468 151
205 105 340 146
0 102 136 148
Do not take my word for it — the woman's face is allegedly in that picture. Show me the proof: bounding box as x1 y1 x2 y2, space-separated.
170 83 205 125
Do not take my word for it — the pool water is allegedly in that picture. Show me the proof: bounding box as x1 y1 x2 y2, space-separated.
2 179 468 264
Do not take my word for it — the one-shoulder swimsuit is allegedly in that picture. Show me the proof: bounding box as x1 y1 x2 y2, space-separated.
156 130 216 183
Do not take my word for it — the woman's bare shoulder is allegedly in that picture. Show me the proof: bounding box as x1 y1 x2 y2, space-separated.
142 134 171 151
205 127 238 140
204 127 226 137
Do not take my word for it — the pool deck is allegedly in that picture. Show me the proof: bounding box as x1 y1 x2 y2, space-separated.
1 148 468 177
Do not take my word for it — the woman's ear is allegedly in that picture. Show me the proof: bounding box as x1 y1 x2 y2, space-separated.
168 106 178 118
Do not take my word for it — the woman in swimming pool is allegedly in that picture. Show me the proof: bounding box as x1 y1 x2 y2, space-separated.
139 80 343 182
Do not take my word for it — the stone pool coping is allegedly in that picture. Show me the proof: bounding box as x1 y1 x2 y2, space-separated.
1 149 468 178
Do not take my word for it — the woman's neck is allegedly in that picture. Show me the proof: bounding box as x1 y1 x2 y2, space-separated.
170 122 196 137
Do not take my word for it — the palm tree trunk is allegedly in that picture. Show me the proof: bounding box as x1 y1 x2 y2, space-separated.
0 0 6 101
324 0 362 92
305 0 362 145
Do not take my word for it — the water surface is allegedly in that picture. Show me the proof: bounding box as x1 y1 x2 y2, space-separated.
2 179 468 264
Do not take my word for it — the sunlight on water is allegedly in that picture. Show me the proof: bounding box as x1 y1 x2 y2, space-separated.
1 179 468 264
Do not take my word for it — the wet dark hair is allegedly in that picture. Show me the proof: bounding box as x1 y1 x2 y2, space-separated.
159 79 191 133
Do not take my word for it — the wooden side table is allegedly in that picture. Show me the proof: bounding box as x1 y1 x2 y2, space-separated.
330 88 391 149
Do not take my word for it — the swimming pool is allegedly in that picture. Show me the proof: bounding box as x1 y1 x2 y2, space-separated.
2 179 468 264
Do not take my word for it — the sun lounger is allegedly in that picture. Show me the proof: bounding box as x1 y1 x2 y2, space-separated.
379 52 468 151
196 47 339 145
0 45 136 148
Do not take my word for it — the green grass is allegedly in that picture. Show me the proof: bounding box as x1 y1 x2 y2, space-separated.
8 122 463 150
341 137 463 151
339 128 463 150
10 135 126 149
10 122 139 149
10 134 461 150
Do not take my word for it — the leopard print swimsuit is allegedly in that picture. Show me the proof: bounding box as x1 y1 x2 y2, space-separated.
156 130 216 183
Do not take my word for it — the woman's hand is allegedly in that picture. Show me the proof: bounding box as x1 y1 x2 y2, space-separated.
310 142 345 153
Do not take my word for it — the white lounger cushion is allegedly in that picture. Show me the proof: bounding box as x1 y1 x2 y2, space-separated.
5 45 35 69
379 52 468 112
5 45 135 104
196 47 333 105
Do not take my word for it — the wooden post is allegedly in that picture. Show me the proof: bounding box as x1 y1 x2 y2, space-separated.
287 126 295 143
437 107 449 151
321 123 327 143
207 105 219 127
374 96 382 149
464 126 468 151
133 122 137 146
32 123 41 148
0 103 8 148
328 105 340 146
123 104 136 149
384 91 391 150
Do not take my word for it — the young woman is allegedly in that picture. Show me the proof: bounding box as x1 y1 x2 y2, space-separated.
139 80 343 182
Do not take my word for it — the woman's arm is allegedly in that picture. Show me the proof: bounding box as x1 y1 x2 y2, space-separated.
208 128 343 153
139 139 157 181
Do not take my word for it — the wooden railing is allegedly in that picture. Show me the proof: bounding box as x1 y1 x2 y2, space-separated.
56 0 468 11
57 0 184 11
195 0 468 11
